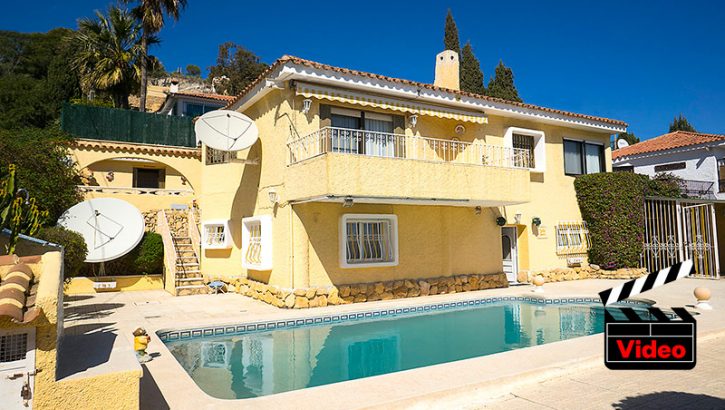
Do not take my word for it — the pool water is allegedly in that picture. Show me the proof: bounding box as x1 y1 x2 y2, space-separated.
165 301 639 399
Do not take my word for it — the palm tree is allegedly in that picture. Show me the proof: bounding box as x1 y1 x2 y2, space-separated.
69 7 157 108
125 0 187 112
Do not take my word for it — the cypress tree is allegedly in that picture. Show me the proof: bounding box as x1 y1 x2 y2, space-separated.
443 9 460 54
460 41 485 94
486 60 522 102
669 114 697 132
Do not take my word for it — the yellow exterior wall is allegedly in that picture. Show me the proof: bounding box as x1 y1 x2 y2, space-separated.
69 141 201 212
199 87 614 287
63 275 163 295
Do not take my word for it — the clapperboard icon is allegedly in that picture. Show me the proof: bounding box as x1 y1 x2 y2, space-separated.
599 260 697 370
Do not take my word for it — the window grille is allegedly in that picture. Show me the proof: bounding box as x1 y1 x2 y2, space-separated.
245 221 262 265
0 333 27 363
342 215 397 266
556 221 591 255
513 134 535 169
206 147 232 165
202 220 231 249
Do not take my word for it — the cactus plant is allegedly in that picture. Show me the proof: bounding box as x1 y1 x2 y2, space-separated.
0 165 48 254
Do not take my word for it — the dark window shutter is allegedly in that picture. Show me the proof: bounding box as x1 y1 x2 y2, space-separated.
319 104 331 128
158 168 166 189
392 115 405 135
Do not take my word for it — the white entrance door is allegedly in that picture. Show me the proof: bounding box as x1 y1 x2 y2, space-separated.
0 328 36 409
502 227 518 283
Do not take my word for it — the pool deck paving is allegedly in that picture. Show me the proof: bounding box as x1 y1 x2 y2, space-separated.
60 277 725 409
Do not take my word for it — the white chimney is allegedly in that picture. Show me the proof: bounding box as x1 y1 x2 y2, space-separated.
434 50 460 90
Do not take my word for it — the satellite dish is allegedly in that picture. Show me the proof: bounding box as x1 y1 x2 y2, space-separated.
58 198 145 263
195 110 258 151
617 139 630 149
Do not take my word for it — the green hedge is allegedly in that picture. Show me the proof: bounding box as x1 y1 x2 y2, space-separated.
36 226 88 278
574 172 682 269
80 232 164 276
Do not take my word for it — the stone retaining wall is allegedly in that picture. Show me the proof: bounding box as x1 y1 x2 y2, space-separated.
231 272 509 309
527 264 647 283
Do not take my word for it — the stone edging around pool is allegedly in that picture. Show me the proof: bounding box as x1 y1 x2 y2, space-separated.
156 295 651 343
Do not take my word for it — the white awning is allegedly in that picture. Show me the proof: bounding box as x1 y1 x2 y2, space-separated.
295 82 487 124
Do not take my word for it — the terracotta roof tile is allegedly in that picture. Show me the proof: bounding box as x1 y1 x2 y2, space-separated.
224 55 627 127
171 91 236 102
0 263 38 324
612 131 725 160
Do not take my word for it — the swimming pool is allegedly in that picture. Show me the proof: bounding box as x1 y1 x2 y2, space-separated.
161 297 647 399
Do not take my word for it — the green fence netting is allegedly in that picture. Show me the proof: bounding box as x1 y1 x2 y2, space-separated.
61 103 197 148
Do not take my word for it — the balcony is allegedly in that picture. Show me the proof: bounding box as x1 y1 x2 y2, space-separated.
285 127 532 206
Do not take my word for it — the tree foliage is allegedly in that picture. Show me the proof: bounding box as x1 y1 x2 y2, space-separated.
0 127 83 224
486 61 522 102
669 114 696 132
0 164 46 254
443 9 461 55
614 132 639 149
36 226 88 277
68 7 155 109
0 29 82 129
208 42 267 95
83 232 163 276
185 64 201 77
460 41 485 94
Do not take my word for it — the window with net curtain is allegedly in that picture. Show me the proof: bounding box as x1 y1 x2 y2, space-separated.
564 139 604 175
330 108 394 157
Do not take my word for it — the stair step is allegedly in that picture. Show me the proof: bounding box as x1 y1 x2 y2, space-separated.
177 269 201 273
176 262 199 266
176 277 204 283
175 284 208 290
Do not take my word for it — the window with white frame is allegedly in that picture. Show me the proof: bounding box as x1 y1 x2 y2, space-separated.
340 214 398 268
202 220 231 249
504 127 546 172
242 216 273 270
555 221 591 255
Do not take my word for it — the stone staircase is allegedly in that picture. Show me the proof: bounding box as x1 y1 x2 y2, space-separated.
172 235 206 296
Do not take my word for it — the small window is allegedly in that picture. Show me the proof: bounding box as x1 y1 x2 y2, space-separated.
556 221 591 255
504 127 546 172
0 333 28 363
340 214 398 268
183 102 221 117
613 166 634 173
202 220 231 249
654 162 686 173
242 216 273 270
133 168 164 189
563 139 605 176
513 134 536 169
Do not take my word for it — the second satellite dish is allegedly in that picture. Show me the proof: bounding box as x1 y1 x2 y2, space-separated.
617 138 630 149
58 198 145 263
195 110 259 151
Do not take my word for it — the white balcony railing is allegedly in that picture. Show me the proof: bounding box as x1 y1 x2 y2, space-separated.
287 127 532 169
77 186 194 196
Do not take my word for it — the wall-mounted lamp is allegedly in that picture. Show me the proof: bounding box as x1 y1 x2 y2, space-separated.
496 216 507 226
454 124 466 135
474 206 482 215
105 171 114 182
409 114 418 128
532 217 542 227
514 211 523 224
302 98 312 114
343 196 354 208
181 176 188 186
268 188 279 204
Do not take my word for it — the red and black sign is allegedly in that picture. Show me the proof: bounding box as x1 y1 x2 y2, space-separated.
604 307 696 370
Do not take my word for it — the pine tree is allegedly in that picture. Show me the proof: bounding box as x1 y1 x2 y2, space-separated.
443 9 460 54
460 41 485 94
486 60 522 102
669 114 697 132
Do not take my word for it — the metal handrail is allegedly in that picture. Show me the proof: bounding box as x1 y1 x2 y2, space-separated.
287 126 531 169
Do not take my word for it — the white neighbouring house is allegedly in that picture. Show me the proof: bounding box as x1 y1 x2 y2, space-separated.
612 131 725 199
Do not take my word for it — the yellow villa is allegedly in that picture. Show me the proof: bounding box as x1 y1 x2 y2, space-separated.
67 51 628 305
194 52 626 306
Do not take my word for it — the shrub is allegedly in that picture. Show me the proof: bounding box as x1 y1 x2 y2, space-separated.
81 232 164 276
35 226 88 278
574 172 683 269
133 232 163 275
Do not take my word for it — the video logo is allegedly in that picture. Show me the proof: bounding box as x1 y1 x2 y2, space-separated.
599 261 697 370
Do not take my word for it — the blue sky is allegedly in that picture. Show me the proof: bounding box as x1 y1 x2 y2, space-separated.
2 0 724 139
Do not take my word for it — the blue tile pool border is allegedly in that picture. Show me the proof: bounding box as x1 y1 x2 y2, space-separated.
157 296 649 343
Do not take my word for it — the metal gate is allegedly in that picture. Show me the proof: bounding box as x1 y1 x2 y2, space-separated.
641 198 720 278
